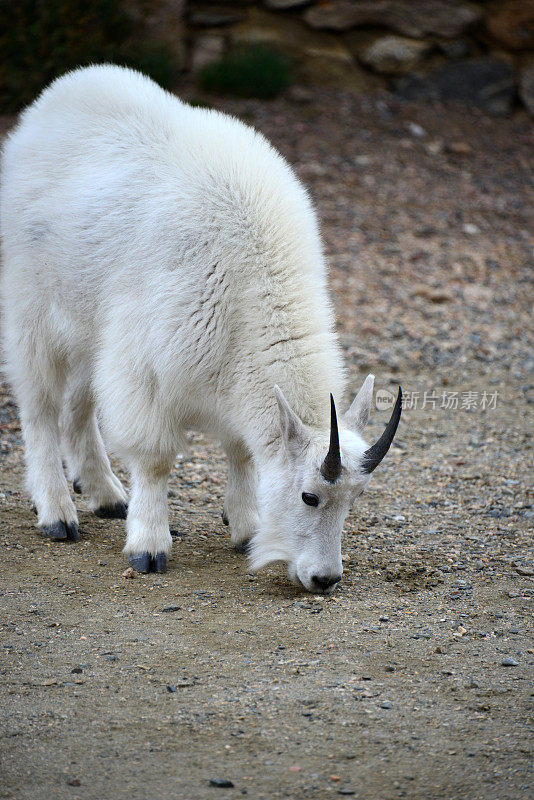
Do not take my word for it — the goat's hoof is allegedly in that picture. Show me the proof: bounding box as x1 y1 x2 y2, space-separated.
128 551 167 573
152 552 167 573
94 502 128 520
222 511 229 526
41 521 80 542
129 552 152 573
233 539 251 555
72 479 82 495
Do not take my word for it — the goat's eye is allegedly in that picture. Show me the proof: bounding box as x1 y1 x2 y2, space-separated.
302 492 319 507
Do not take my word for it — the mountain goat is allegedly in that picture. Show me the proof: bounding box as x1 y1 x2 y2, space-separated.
0 65 401 594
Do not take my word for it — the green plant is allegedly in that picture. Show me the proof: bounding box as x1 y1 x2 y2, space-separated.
198 45 291 100
0 0 178 112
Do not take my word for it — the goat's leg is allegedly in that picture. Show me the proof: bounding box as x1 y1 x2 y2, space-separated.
123 458 173 573
16 362 79 541
60 371 127 518
223 442 258 553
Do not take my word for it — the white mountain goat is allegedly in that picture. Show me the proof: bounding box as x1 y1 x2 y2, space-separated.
0 65 401 594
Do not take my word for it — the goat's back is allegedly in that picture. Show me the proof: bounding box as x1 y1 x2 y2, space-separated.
0 65 344 439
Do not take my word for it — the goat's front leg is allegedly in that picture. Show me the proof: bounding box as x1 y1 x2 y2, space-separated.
223 442 258 553
123 458 173 573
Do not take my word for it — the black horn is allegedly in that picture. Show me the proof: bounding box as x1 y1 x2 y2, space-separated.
361 386 402 474
321 394 342 483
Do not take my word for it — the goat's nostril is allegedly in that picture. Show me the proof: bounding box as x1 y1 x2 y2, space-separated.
311 574 342 592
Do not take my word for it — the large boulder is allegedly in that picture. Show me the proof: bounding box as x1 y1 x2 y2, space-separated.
395 57 516 115
304 0 481 39
297 47 377 91
485 0 534 51
230 7 377 91
360 35 432 74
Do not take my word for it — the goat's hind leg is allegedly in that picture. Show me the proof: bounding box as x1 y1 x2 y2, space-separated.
16 359 79 541
61 370 127 518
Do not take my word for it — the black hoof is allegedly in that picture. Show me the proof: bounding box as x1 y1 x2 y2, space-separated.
233 539 251 555
72 479 82 495
129 552 152 573
129 551 167 573
41 520 79 542
94 502 128 520
66 522 81 541
222 511 229 526
152 552 167 573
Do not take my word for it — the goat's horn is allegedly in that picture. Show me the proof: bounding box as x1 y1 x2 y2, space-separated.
320 394 342 483
361 387 402 474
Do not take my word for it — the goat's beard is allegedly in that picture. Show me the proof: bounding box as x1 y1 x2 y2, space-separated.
247 526 293 573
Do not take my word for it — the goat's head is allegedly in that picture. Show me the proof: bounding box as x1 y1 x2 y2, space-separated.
249 375 402 594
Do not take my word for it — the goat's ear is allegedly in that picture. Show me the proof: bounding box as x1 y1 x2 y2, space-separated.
274 386 309 457
344 374 374 434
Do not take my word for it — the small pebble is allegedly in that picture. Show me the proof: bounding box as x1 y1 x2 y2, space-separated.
209 778 234 788
380 701 393 709
161 605 181 613
122 567 135 579
463 223 480 235
513 564 534 576
446 141 472 155
408 122 426 138
452 579 468 589
501 657 518 667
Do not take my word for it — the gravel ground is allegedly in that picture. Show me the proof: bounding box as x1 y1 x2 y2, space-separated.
0 91 533 800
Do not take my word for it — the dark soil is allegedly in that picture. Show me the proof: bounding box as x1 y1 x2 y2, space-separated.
0 90 532 800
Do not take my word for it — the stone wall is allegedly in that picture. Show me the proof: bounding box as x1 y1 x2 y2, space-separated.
181 1 534 113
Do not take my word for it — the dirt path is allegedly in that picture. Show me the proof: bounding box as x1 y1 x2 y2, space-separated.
0 92 532 800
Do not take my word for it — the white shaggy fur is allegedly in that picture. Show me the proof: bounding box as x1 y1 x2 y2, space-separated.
1 65 380 592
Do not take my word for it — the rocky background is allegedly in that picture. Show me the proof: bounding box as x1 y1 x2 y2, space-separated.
182 0 534 114
2 1 533 115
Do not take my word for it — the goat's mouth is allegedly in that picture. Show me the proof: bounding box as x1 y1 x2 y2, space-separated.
247 536 342 595
249 553 342 595
293 561 343 595
300 577 341 595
